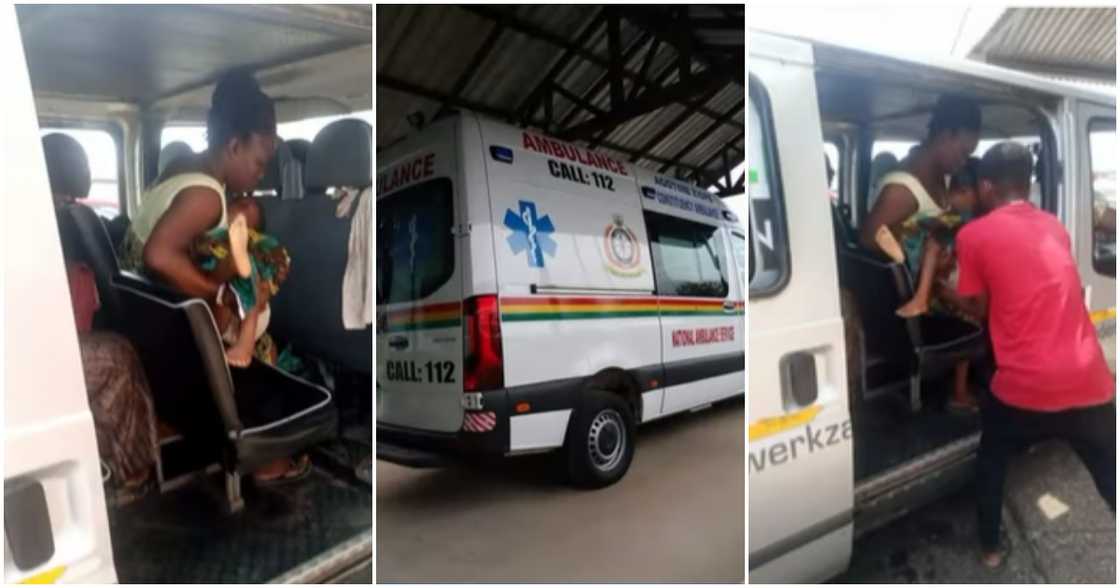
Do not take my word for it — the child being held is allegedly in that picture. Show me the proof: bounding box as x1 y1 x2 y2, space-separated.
886 157 981 413
895 157 980 319
193 197 290 367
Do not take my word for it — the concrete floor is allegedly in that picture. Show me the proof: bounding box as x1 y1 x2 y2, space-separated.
376 397 745 583
838 440 1116 584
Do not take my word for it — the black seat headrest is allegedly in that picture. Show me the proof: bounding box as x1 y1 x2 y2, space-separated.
159 141 194 176
42 133 91 200
305 119 371 190
259 140 292 191
286 139 312 167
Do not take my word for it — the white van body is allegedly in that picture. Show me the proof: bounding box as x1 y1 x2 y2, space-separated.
377 112 745 486
748 30 1116 582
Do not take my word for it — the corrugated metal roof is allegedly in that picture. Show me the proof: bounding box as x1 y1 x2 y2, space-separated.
377 5 744 193
969 7 1116 82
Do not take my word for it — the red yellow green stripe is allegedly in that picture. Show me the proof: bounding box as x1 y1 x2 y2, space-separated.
385 302 461 332
501 296 744 322
381 297 745 330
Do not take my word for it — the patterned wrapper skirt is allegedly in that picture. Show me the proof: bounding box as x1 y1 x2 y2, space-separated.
78 331 158 485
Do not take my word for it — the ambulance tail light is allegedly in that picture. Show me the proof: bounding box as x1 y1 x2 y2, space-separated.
464 295 504 392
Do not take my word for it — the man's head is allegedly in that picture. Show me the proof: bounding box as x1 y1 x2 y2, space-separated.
927 95 981 174
976 141 1033 214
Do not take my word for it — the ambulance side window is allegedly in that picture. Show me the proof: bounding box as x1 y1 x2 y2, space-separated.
377 178 455 304
645 212 729 298
748 77 791 297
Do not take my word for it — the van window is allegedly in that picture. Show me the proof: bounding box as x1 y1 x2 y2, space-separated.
645 212 729 298
747 79 790 296
730 232 746 291
1089 118 1116 276
42 127 120 218
824 141 840 194
160 110 375 150
376 178 454 304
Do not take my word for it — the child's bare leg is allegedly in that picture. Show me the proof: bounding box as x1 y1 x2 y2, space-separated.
229 214 252 279
897 238 943 318
874 225 905 264
950 360 977 410
225 305 259 368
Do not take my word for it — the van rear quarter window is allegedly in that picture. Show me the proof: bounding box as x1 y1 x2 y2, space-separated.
377 178 454 304
645 211 729 298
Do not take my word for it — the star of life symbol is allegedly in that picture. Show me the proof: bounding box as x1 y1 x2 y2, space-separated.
504 200 556 268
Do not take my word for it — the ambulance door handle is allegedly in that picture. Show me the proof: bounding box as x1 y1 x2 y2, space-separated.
722 300 735 311
388 336 409 351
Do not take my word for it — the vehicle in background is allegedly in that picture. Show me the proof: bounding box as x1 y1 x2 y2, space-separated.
377 112 746 487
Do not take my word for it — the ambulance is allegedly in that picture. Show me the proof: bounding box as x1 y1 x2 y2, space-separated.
376 112 746 487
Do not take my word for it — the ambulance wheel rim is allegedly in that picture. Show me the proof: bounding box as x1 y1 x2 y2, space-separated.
587 409 626 472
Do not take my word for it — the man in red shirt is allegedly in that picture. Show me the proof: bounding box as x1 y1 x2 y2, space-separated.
956 141 1115 568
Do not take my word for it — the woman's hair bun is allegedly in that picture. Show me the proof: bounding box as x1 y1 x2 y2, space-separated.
207 68 276 151
212 69 264 110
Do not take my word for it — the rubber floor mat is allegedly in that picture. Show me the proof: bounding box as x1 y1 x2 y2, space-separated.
854 393 980 482
109 467 371 583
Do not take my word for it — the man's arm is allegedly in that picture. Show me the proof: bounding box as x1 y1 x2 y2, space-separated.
940 281 988 321
954 226 988 321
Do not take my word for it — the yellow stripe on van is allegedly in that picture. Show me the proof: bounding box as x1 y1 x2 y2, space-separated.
19 566 65 584
1090 307 1116 325
748 405 822 442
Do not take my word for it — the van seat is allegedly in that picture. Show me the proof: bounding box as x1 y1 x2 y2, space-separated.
57 203 127 330
259 140 303 200
837 247 987 411
114 276 337 512
258 118 372 374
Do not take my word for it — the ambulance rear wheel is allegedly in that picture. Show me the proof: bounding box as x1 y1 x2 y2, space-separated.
565 390 635 488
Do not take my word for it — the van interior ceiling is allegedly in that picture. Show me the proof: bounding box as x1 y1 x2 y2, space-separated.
15 4 372 583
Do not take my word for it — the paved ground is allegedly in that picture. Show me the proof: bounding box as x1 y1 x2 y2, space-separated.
377 397 744 583
838 440 1116 583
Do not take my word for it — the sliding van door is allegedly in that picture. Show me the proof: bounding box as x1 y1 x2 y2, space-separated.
1074 101 1116 371
3 5 117 583
748 32 854 583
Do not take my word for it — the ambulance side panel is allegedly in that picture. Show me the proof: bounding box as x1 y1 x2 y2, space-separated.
477 119 661 451
634 168 746 415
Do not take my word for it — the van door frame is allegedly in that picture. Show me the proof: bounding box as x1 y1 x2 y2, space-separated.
1070 98 1116 369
